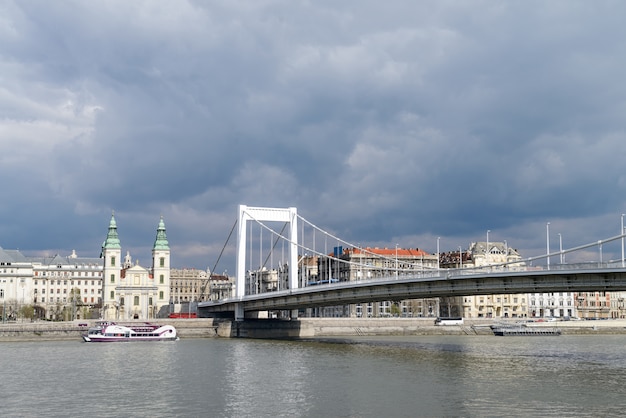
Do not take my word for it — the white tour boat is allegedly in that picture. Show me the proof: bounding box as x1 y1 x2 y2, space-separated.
82 321 178 342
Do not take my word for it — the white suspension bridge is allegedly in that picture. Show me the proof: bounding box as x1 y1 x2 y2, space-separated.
198 205 626 321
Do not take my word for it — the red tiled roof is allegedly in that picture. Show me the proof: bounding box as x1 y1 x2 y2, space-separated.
344 247 430 257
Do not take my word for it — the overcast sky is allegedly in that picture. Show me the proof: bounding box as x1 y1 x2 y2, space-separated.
2 1 626 272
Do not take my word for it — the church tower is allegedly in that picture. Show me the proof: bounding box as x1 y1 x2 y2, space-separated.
101 212 122 320
152 216 171 315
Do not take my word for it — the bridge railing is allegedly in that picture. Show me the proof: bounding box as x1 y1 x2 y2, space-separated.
222 230 626 302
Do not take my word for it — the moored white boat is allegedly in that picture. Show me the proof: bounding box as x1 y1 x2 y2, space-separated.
82 321 178 342
490 323 561 336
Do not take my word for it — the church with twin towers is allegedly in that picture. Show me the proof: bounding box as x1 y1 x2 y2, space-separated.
100 213 171 320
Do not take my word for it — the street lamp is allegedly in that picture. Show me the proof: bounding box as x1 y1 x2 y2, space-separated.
619 213 624 268
437 237 440 271
20 279 25 322
504 240 508 267
546 222 550 270
558 233 563 264
486 230 490 264
395 244 399 278
459 246 463 269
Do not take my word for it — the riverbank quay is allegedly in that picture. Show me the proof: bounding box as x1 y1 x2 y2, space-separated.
0 319 219 342
2 318 626 341
217 317 626 338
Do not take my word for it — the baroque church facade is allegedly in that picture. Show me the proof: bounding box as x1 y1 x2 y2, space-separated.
100 213 171 320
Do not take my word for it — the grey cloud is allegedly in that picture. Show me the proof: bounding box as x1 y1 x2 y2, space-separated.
2 1 626 269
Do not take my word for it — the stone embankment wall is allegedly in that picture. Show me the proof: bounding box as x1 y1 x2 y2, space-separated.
0 319 219 342
1 318 625 341
215 318 626 338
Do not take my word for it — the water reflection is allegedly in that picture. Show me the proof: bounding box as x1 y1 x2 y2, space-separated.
222 340 315 417
1 336 626 417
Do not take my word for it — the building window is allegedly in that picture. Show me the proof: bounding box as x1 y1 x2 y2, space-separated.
160 257 165 267
120 297 125 306
134 296 139 306
149 297 153 306
110 274 115 283
110 291 115 299
111 256 116 267
160 274 164 284
159 291 164 300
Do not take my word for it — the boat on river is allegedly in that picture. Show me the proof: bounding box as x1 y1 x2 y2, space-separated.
491 324 561 336
82 321 178 342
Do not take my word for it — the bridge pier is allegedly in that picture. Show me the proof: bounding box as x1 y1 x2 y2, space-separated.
217 319 312 338
235 303 245 322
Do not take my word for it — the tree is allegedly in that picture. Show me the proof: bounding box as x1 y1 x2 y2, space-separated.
68 288 83 320
20 305 34 321
390 302 402 317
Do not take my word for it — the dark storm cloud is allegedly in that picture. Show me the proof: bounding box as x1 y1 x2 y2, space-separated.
1 1 626 269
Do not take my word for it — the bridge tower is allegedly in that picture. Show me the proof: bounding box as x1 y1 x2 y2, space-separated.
236 205 298 320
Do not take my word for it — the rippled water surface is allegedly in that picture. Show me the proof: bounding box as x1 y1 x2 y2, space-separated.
1 335 625 417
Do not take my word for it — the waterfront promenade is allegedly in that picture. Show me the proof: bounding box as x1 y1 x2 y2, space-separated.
1 317 626 341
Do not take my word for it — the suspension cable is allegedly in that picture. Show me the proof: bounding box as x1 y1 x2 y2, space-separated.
200 219 237 299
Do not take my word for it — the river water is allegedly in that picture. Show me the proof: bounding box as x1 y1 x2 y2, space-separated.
1 335 625 417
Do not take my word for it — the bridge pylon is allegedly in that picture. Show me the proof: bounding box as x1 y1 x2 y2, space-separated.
236 205 299 320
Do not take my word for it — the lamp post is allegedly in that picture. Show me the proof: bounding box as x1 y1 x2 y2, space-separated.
20 279 25 322
395 244 399 279
437 237 440 271
558 233 563 264
459 246 463 269
546 222 550 270
504 240 508 269
486 230 490 264
619 213 624 268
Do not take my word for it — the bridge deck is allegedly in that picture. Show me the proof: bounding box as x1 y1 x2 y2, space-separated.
199 268 626 315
